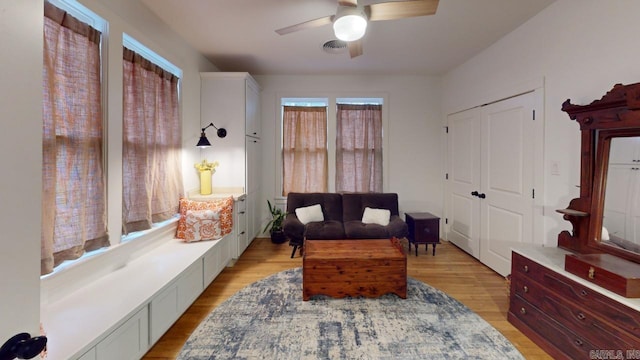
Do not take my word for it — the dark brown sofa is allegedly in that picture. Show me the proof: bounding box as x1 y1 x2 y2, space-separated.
283 192 408 257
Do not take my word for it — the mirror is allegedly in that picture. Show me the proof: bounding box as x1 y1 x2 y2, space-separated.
599 135 640 253
559 82 640 265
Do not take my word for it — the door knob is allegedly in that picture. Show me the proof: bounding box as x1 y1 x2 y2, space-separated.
471 191 479 197
478 193 486 199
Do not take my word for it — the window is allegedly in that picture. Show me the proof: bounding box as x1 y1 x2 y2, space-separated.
279 97 385 196
282 99 328 195
122 44 183 234
335 100 383 192
41 1 108 275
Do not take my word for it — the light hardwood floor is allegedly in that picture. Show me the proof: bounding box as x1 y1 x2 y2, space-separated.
142 237 552 359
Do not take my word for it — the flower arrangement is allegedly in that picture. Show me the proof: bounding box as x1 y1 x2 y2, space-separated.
195 160 219 173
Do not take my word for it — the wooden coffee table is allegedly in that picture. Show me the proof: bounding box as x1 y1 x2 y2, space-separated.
302 238 407 301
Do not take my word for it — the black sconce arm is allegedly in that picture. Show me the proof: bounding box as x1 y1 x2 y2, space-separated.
201 122 227 138
196 122 227 148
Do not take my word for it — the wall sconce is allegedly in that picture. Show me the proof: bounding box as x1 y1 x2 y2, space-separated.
196 122 227 148
0 333 47 360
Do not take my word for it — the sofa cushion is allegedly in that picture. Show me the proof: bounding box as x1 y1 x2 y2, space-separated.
342 193 400 221
344 215 408 239
362 207 391 226
286 192 343 222
295 204 324 225
305 220 346 240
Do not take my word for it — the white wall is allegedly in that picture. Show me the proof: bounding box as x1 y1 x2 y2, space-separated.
0 0 43 342
442 0 640 246
254 75 443 222
0 0 216 343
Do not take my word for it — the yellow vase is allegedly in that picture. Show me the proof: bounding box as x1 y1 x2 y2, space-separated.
200 169 212 195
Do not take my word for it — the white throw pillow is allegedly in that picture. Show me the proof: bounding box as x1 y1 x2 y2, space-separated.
295 204 324 225
185 209 221 242
362 207 391 226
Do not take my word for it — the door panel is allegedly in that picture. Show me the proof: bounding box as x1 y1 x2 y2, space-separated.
480 93 535 276
447 108 481 258
446 91 539 276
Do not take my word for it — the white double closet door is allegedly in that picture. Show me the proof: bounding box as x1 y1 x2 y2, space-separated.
446 90 542 276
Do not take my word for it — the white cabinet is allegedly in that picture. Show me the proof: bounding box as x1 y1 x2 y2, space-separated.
96 307 148 360
245 78 261 138
246 137 262 241
149 260 203 344
203 232 232 285
234 195 249 257
201 72 262 248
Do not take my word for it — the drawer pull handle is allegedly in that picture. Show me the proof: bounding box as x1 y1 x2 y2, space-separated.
576 313 586 320
574 339 583 346
588 266 595 279
520 307 526 315
523 265 529 273
240 231 245 235
523 285 529 293
580 290 588 297
239 211 246 214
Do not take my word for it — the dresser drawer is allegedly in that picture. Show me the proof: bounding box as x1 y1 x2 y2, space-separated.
510 295 595 360
512 252 546 283
540 268 640 339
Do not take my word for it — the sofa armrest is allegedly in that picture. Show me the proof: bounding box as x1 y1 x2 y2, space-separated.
283 213 305 242
387 215 409 239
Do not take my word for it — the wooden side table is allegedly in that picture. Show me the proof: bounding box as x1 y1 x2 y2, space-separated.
405 212 440 256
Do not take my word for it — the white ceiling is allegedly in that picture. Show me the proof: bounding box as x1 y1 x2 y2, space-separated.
140 0 555 76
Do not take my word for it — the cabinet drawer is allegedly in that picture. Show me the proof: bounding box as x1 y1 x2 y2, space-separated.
235 197 247 213
540 267 640 338
513 275 635 349
512 252 546 283
510 295 595 360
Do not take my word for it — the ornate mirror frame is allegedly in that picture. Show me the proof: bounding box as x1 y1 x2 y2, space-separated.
559 82 640 264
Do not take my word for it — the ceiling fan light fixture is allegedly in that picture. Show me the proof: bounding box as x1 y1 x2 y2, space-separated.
333 8 367 42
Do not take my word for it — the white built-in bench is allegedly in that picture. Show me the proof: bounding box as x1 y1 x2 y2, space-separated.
40 221 234 360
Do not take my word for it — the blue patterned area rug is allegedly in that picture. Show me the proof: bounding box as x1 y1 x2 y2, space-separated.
178 268 523 360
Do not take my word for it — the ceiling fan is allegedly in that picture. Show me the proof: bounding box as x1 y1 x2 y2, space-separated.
275 0 439 58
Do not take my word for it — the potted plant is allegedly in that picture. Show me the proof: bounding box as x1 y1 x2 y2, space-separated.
263 200 287 244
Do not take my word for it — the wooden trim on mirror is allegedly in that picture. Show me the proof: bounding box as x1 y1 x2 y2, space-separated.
560 82 640 264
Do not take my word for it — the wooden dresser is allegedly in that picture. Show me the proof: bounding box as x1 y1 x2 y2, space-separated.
509 245 640 359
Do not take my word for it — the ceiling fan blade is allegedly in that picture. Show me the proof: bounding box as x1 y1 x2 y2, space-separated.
275 15 334 35
348 40 363 58
338 0 358 6
366 0 439 21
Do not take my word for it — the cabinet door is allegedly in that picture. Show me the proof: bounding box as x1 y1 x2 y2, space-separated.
246 137 261 241
96 307 149 360
234 196 247 258
245 77 260 138
149 261 203 344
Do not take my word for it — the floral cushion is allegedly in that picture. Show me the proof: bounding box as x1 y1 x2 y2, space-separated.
185 209 221 242
176 197 233 240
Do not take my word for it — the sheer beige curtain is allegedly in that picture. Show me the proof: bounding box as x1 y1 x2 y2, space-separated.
336 104 383 193
282 106 328 195
122 48 183 234
42 2 108 275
